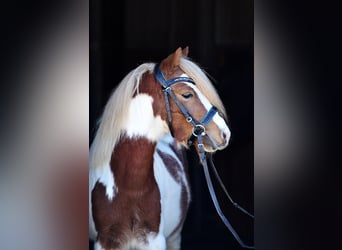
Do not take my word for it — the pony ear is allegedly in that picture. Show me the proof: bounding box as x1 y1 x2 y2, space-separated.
182 46 189 57
160 47 183 76
171 47 183 67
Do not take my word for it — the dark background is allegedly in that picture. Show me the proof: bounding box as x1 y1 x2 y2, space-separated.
0 1 341 250
90 0 253 249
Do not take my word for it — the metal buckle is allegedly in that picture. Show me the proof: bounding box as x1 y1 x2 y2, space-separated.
163 86 171 92
192 124 206 137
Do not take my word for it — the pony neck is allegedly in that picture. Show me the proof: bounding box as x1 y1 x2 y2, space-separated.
110 136 157 191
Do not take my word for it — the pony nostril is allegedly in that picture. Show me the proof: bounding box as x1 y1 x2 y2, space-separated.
221 131 227 140
221 130 230 145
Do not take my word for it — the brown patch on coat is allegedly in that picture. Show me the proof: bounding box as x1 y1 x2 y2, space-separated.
156 149 182 183
156 140 188 183
92 137 161 249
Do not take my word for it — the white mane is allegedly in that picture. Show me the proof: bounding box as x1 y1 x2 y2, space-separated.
179 57 227 118
90 58 226 169
90 63 155 169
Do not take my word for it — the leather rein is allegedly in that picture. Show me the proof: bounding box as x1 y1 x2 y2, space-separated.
154 64 254 249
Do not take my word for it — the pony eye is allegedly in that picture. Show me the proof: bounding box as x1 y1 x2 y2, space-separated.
181 93 193 99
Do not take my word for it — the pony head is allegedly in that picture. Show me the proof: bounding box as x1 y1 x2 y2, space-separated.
139 47 230 152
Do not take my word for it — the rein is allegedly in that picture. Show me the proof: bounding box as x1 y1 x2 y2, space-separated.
154 64 254 249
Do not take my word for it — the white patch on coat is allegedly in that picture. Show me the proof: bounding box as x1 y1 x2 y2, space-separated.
144 233 166 250
125 94 169 141
94 241 104 250
122 233 166 250
156 134 190 205
89 162 118 240
94 163 117 200
153 134 190 239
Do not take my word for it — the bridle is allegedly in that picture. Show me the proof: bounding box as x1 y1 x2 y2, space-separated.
154 63 217 161
154 63 254 249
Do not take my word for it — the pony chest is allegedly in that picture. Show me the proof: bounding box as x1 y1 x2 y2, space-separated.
91 181 162 249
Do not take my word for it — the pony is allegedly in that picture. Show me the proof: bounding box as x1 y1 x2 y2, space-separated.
89 47 230 250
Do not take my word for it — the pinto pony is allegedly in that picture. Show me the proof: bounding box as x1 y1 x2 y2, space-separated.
89 47 230 250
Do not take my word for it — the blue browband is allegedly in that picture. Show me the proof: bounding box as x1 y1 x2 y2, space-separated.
154 63 195 88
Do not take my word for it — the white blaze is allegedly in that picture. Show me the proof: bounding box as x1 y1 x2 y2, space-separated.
181 77 230 139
